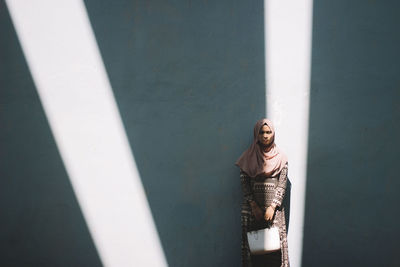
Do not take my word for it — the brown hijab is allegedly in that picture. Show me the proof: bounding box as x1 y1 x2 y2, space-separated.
235 119 288 178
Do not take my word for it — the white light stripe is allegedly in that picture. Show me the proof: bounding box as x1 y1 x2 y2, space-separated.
264 0 313 266
6 1 167 266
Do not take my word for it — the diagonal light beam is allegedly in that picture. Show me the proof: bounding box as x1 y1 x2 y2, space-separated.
264 0 313 266
5 0 167 266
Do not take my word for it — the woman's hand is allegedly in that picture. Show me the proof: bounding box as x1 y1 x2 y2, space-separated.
264 206 275 221
250 201 263 221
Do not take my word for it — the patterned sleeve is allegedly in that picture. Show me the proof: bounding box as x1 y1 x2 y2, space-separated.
240 170 254 203
272 163 288 207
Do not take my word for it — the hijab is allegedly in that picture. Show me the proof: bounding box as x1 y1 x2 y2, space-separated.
235 118 288 178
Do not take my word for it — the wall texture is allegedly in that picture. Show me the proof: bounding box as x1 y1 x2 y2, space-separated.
0 3 102 266
1 1 265 266
82 1 266 266
303 1 400 266
2 0 399 266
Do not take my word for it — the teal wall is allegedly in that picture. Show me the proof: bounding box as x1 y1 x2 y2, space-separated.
0 3 102 266
2 0 400 266
1 1 265 266
82 1 266 266
303 1 400 266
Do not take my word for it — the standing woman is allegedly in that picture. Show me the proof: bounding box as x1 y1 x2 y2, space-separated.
236 119 290 267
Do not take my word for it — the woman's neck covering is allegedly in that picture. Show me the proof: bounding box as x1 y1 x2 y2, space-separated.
235 118 288 178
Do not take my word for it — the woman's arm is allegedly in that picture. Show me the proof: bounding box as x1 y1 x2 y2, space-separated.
240 170 263 221
272 163 288 209
265 163 288 221
240 170 254 204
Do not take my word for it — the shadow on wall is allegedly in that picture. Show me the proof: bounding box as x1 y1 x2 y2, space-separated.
0 5 102 267
83 0 266 266
303 0 400 266
284 179 291 233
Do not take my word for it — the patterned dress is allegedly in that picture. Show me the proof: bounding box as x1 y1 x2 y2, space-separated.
241 163 290 267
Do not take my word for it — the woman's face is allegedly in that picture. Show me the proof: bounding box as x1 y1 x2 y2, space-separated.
258 124 273 146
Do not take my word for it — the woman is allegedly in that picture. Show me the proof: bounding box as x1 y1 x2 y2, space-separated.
235 119 290 267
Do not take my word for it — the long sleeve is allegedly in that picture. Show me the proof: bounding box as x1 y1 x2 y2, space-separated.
240 170 254 203
272 163 288 208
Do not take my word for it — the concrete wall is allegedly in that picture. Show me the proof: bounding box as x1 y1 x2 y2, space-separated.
303 1 400 266
82 1 266 266
0 3 102 266
1 1 265 266
2 0 399 266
